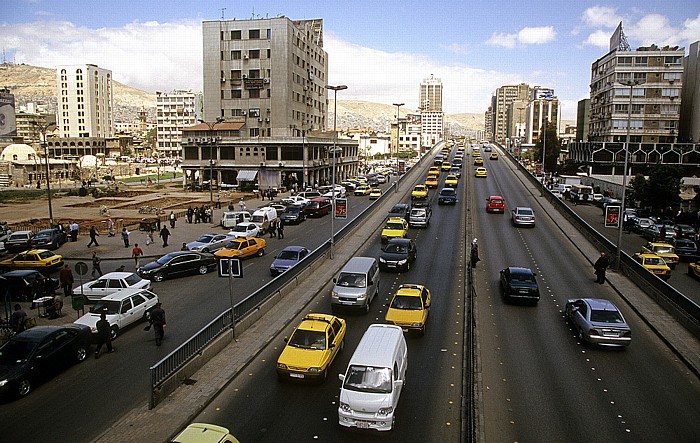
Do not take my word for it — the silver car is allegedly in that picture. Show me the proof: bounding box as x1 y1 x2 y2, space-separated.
511 207 535 227
565 298 631 347
186 233 235 253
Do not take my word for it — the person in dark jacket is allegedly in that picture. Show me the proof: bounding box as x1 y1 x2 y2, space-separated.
87 225 100 247
277 218 285 239
59 264 74 297
95 312 114 358
594 252 610 284
149 302 166 346
11 304 27 333
159 226 171 247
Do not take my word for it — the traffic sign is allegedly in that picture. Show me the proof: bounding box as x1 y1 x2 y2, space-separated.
75 261 88 276
218 258 243 278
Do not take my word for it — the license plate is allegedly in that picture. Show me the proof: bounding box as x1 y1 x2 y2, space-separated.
388 263 396 267
356 421 370 429
290 373 304 379
519 290 529 294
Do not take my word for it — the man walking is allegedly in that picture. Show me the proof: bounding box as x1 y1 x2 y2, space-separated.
87 225 100 247
594 251 610 284
149 302 166 346
121 227 130 247
159 226 171 247
169 211 176 228
59 264 74 298
277 218 285 239
95 312 114 358
69 221 79 242
107 218 115 237
91 251 103 278
132 243 144 268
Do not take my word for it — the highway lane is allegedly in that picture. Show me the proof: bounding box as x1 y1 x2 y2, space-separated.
0 180 397 443
473 147 700 441
192 153 468 441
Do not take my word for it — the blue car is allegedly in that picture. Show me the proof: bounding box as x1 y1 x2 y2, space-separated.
270 246 310 277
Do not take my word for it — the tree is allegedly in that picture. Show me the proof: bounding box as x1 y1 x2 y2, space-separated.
627 166 682 214
533 121 561 173
627 173 649 207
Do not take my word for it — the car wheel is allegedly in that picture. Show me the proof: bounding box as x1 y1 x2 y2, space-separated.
202 248 210 253
111 325 119 340
257 248 264 257
198 265 208 275
420 325 426 336
18 378 31 397
76 346 88 362
153 272 164 282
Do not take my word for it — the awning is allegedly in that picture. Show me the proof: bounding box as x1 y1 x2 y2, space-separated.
236 170 258 182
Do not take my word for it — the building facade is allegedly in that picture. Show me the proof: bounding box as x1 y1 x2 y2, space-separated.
576 99 590 142
680 40 700 143
201 17 328 138
525 88 560 144
493 83 530 143
419 75 443 112
56 64 114 138
156 90 202 157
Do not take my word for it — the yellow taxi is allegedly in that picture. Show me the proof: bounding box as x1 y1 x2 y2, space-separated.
353 185 372 196
171 423 240 443
411 184 428 200
385 284 431 335
633 252 671 280
0 249 64 274
369 187 383 200
381 217 409 243
214 236 267 259
473 157 484 166
425 174 440 189
445 174 459 187
472 149 481 157
490 152 499 160
475 167 488 177
441 161 451 171
428 166 441 175
641 242 679 269
276 313 346 381
689 261 700 279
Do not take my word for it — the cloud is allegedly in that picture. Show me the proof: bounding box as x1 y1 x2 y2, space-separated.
626 14 679 46
680 13 700 43
486 32 517 48
486 27 555 48
582 30 611 49
581 6 623 29
444 42 470 55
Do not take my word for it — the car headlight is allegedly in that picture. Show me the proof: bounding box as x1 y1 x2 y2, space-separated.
379 257 386 263
377 406 393 416
308 367 322 373
277 363 288 370
397 259 407 265
332 291 338 297
411 321 422 327
339 402 351 412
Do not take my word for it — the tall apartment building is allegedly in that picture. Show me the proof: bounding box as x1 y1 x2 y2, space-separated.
525 88 560 144
156 90 202 157
201 17 328 137
419 75 443 111
588 25 684 143
419 75 444 147
484 107 493 141
493 83 530 143
576 99 590 142
56 64 113 138
680 40 700 143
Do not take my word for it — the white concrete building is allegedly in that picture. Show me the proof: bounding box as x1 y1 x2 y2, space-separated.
56 64 113 138
156 90 202 157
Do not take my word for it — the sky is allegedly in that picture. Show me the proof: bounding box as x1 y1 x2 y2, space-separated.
2 0 700 120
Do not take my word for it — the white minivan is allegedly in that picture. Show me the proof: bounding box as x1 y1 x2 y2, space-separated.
338 324 407 431
331 257 380 313
250 207 278 234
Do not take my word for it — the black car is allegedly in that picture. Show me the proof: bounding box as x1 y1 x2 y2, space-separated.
0 324 92 398
388 203 410 220
0 270 59 301
499 267 540 304
379 238 417 272
280 205 306 225
673 238 698 261
137 251 217 282
438 187 458 205
28 228 68 250
4 231 34 253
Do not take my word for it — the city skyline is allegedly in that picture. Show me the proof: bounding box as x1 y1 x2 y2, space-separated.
2 0 699 120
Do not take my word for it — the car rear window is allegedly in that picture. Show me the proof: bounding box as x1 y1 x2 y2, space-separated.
590 309 624 324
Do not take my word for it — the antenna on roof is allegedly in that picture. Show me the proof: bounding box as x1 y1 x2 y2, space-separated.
220 8 226 20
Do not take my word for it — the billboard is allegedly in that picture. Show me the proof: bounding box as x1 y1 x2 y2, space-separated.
0 92 17 137
610 22 622 52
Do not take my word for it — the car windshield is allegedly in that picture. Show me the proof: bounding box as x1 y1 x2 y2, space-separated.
277 250 299 260
518 209 534 216
391 295 422 310
231 225 249 232
288 329 326 350
411 209 425 217
195 235 214 243
285 207 301 213
645 257 664 265
385 222 404 230
38 251 55 259
385 243 408 254
441 189 456 196
336 272 366 287
590 309 624 324
35 231 53 238
124 274 142 285
343 365 393 393
0 338 35 364
511 272 535 282
653 246 673 254
155 254 176 265
90 300 121 315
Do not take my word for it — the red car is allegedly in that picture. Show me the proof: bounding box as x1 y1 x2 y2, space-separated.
486 195 505 213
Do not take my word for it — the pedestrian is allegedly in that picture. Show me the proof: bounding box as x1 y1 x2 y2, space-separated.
107 218 115 237
269 219 277 238
69 220 79 242
659 225 667 241
11 304 27 333
228 200 234 211
87 225 100 247
59 264 74 297
169 211 176 228
94 312 114 358
181 242 189 251
594 251 610 284
149 302 167 346
277 218 285 239
132 243 144 268
470 238 480 269
240 198 247 211
194 207 200 224
159 226 171 247
145 227 154 246
187 206 193 223
121 227 130 247
91 251 103 278
216 194 221 209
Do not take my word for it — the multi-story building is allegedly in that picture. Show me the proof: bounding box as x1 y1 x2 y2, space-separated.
201 17 328 137
680 40 700 143
576 99 590 142
419 75 443 112
525 88 560 144
484 106 493 142
493 83 530 143
15 111 56 144
419 75 444 147
56 64 114 138
156 90 202 157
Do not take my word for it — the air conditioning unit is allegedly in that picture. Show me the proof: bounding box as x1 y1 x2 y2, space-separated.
241 111 247 116
265 118 270 123
303 85 309 91
243 54 249 60
187 137 193 143
221 77 226 82
194 138 201 143
243 74 248 79
263 78 270 84
279 162 285 167
669 79 675 84
258 118 263 122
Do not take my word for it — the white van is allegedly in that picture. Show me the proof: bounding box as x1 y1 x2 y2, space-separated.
220 210 251 229
250 207 278 234
338 324 407 431
331 257 380 313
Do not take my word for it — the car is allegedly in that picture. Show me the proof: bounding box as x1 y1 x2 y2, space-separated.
384 283 431 335
632 217 655 234
500 267 540 304
672 239 698 261
0 269 59 302
408 203 432 228
4 230 34 253
441 161 451 171
214 236 267 260
475 167 487 177
265 203 288 217
490 152 498 160
641 224 676 242
428 166 441 175
354 185 372 196
425 175 440 188
632 252 671 280
438 187 458 205
381 217 409 243
473 157 484 166
597 196 620 209
449 167 462 178
186 233 235 253
0 249 64 274
270 246 310 276
322 185 346 199
0 324 92 398
674 224 698 240
73 271 151 302
281 195 310 207
375 174 387 184
28 228 68 250
137 251 217 282
444 174 459 187
369 187 383 200
171 423 240 443
511 207 535 227
388 203 410 220
297 191 322 200
303 197 332 217
486 195 505 213
551 189 564 199
280 205 306 224
688 261 700 279
641 242 679 269
340 180 358 191
227 222 261 239
379 238 417 272
565 298 631 347
74 288 159 339
220 210 252 229
276 313 346 381
592 193 604 204
411 184 428 200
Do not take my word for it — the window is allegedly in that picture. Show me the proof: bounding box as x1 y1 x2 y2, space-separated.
664 55 681 65
249 49 260 59
249 128 260 137
231 70 241 80
248 69 260 79
634 56 648 66
661 88 680 98
633 73 646 82
249 29 260 39
248 108 260 117
232 89 242 98
232 50 241 60
661 104 679 114
663 72 682 81
618 57 633 66
249 89 260 99
231 30 241 40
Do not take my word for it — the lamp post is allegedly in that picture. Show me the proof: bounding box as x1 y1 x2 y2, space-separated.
615 79 645 269
325 84 347 259
392 102 404 191
32 121 56 227
198 117 225 219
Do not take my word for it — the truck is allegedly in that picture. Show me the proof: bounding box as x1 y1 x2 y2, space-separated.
558 175 582 186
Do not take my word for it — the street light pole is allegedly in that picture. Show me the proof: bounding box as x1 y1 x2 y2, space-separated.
537 94 554 197
325 84 347 260
198 117 225 220
33 122 56 227
615 79 644 269
392 102 404 192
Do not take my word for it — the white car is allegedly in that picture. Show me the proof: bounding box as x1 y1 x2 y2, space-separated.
74 288 159 339
186 233 235 253
228 222 261 238
322 185 346 198
281 195 309 206
73 272 151 302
